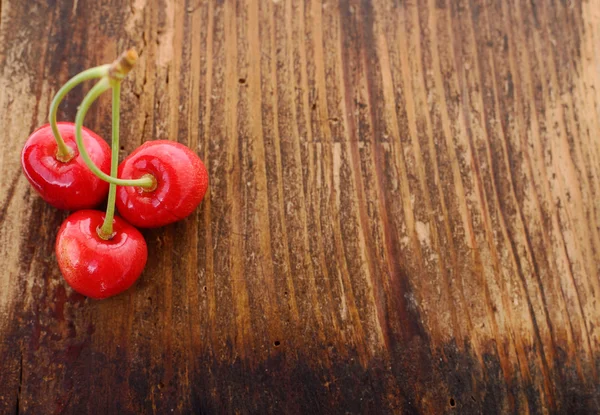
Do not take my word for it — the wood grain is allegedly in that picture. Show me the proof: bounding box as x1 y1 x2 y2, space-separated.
1 0 599 413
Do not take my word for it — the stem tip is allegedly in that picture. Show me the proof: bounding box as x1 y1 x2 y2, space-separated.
109 49 138 79
124 49 138 66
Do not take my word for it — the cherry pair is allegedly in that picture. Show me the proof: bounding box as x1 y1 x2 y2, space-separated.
23 125 209 227
21 50 209 299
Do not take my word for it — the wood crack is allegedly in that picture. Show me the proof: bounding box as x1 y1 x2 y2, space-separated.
14 351 22 415
0 173 21 227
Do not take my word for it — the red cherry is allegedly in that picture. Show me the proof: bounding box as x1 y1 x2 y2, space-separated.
21 122 111 210
116 140 209 228
55 210 148 299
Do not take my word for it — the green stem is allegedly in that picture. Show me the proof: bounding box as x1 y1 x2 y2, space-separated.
99 82 121 239
49 65 110 161
75 79 154 188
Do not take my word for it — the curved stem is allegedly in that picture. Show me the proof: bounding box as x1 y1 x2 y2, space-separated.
99 82 121 239
75 79 154 188
49 65 110 161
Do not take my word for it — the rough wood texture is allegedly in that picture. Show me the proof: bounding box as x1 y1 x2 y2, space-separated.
1 0 599 413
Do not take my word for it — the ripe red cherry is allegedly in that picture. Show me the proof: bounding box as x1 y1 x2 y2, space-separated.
116 140 209 228
21 122 111 210
55 210 148 299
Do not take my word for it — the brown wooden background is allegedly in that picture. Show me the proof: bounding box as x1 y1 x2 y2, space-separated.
1 0 599 413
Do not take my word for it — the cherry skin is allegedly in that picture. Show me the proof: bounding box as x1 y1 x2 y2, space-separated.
55 210 148 299
116 140 209 228
21 122 111 210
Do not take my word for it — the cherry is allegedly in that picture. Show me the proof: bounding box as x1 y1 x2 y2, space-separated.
21 122 111 210
115 140 209 228
55 210 148 299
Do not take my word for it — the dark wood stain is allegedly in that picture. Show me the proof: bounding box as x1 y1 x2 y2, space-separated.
1 0 599 413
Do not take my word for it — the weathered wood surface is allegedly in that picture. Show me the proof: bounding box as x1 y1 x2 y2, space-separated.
1 0 600 413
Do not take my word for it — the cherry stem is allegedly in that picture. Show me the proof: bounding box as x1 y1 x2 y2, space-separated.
75 82 154 188
98 82 121 239
49 65 110 162
69 49 152 238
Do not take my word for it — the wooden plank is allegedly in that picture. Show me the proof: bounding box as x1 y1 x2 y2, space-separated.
0 0 599 413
